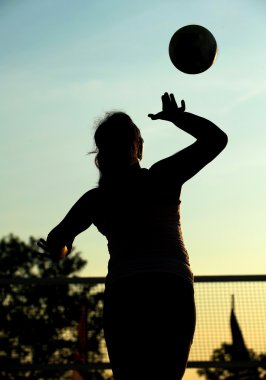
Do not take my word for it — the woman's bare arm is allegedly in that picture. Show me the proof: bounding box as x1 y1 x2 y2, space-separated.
148 93 228 185
38 189 97 260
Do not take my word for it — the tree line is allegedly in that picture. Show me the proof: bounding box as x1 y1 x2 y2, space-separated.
0 234 109 380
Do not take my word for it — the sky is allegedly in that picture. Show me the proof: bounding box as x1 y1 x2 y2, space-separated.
1 1 266 379
1 0 266 280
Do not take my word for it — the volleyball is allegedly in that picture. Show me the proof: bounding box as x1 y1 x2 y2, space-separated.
169 24 217 74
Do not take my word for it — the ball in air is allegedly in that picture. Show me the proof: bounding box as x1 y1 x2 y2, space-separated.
169 24 217 74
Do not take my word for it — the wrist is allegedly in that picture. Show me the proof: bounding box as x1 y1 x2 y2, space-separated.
171 111 185 125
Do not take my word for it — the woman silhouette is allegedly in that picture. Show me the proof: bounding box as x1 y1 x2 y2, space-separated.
39 93 228 380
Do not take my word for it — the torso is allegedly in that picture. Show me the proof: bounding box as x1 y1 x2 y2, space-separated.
91 166 193 285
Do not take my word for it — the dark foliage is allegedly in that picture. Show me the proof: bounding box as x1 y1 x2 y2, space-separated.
197 342 266 380
0 234 110 380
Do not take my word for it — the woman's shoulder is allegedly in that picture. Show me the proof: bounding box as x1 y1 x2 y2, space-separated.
144 164 182 203
77 186 100 204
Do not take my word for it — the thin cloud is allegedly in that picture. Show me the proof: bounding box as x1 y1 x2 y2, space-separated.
220 82 266 114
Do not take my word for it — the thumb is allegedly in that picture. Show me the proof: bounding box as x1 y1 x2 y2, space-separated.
148 113 161 120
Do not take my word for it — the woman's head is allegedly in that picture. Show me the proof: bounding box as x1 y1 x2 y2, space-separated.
93 112 143 176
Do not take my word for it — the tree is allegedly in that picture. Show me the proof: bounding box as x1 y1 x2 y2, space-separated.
0 234 110 380
197 343 266 380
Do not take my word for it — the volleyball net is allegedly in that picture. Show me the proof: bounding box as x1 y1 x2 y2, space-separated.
0 275 265 377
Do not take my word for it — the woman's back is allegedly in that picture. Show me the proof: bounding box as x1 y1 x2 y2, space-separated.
91 163 192 285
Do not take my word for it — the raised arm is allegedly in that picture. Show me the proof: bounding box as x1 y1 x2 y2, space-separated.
38 189 96 260
148 92 228 185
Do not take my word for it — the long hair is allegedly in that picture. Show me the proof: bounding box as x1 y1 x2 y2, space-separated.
92 112 143 186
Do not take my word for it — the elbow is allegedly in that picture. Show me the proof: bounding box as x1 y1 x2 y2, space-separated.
210 129 228 151
203 130 228 154
219 131 228 150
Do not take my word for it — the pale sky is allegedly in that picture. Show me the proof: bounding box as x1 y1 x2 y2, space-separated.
1 0 266 279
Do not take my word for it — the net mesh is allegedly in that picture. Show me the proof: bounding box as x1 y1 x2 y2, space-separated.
190 279 266 361
89 278 266 363
1 276 266 377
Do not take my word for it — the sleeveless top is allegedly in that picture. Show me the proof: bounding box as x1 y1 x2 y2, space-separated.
92 166 193 286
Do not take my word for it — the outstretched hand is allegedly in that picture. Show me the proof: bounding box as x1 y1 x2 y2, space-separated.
148 92 185 123
37 238 69 261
